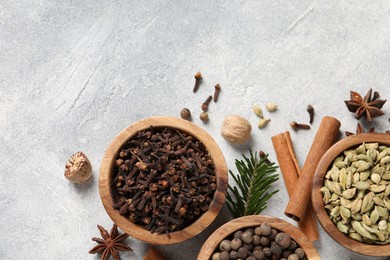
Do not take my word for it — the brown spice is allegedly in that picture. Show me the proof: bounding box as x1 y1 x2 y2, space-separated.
193 72 202 93
344 89 386 122
214 84 221 102
112 127 216 234
307 105 314 124
201 95 213 112
290 121 310 130
180 108 191 121
89 224 132 260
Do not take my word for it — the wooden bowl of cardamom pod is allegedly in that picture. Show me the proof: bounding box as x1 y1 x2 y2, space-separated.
312 133 390 256
99 116 228 245
197 215 320 260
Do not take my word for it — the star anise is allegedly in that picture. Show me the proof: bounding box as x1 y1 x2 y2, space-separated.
89 224 132 260
344 89 387 122
345 123 375 136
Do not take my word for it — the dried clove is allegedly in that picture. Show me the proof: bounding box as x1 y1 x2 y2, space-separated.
193 72 202 93
214 84 221 102
201 95 212 112
112 127 216 234
290 121 311 130
307 105 314 124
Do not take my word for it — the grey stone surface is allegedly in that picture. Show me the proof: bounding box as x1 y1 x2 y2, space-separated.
1 0 390 259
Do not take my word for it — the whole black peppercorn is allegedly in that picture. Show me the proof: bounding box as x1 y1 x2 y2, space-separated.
275 232 292 249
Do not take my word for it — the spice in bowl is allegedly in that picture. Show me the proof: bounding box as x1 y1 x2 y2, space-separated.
210 222 307 260
111 127 217 235
321 142 390 244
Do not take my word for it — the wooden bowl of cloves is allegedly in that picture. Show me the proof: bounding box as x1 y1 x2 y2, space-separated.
99 116 228 244
312 133 390 256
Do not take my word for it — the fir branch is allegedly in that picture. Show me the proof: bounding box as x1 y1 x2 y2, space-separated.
226 150 279 218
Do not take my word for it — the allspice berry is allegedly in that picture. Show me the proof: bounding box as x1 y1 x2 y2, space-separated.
288 254 299 260
237 247 250 259
221 115 252 144
219 239 232 252
275 232 292 249
234 230 243 239
259 223 271 236
180 108 191 120
64 151 92 184
230 250 238 260
241 231 253 244
230 238 242 251
200 111 209 122
252 249 265 260
294 248 305 258
211 252 220 260
220 251 230 260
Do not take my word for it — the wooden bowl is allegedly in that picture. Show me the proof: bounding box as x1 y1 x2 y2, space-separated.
99 116 228 245
312 133 390 256
197 215 320 260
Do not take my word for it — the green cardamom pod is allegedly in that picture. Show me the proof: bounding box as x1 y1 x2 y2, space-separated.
353 181 370 190
342 188 356 199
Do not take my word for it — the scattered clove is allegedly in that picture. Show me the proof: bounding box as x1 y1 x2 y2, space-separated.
290 121 311 130
193 72 202 93
180 108 191 121
214 84 221 102
112 127 216 234
201 95 213 112
307 105 314 124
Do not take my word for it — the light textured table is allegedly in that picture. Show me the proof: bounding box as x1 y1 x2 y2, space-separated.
1 1 390 259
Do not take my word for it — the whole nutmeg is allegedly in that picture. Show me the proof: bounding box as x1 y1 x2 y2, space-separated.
221 115 251 144
219 239 232 252
64 151 92 184
275 232 292 249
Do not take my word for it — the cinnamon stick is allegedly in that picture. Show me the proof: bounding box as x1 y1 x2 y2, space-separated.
272 131 319 241
285 116 340 221
143 248 166 260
